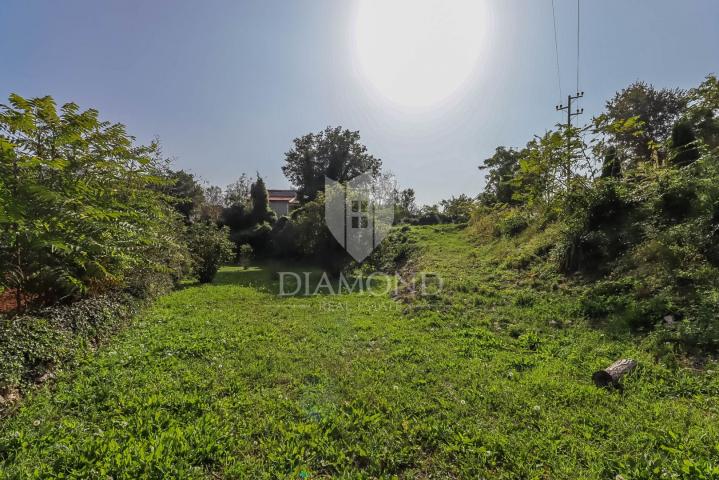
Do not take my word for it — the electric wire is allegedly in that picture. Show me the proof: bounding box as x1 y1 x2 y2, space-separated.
576 0 581 93
551 0 563 103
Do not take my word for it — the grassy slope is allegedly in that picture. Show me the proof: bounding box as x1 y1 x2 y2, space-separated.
1 225 718 479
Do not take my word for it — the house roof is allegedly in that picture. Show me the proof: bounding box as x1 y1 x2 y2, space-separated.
268 189 297 203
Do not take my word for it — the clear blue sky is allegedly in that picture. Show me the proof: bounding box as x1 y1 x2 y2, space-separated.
1 1 717 204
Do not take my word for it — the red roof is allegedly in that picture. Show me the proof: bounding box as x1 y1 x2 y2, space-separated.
268 189 297 202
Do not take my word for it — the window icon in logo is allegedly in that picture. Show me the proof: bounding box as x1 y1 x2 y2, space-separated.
351 199 369 229
325 172 395 262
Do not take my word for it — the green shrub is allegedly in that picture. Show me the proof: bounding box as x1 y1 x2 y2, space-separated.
44 293 139 338
656 173 698 223
440 194 477 223
556 180 639 274
470 206 528 239
360 228 418 273
670 119 700 167
269 195 351 275
575 157 719 350
0 94 189 308
496 210 529 237
0 294 140 394
187 223 234 283
238 243 254 268
0 315 66 390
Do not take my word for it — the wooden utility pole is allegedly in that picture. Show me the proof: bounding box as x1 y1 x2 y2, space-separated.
556 91 584 188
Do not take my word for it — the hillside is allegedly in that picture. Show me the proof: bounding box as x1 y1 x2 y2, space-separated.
1 225 717 479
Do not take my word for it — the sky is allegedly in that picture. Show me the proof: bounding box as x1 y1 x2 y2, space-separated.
1 0 717 204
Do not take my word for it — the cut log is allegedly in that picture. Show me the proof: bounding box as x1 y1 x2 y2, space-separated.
592 359 637 388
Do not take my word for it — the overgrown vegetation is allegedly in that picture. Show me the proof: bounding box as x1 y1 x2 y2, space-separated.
0 95 189 309
0 95 231 397
473 75 719 354
187 223 234 284
1 74 718 477
1 228 716 478
0 293 140 397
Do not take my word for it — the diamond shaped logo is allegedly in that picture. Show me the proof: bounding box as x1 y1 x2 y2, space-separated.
325 172 395 262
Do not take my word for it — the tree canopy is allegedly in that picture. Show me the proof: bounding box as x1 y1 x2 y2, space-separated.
249 174 276 225
601 81 687 162
282 126 382 203
478 147 523 205
0 94 188 307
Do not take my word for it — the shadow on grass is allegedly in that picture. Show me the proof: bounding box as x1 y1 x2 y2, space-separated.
210 262 393 298
177 266 274 291
212 266 272 287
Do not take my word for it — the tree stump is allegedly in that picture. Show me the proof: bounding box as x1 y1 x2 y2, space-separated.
592 359 637 388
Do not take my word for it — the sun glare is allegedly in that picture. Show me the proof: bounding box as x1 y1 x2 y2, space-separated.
354 0 486 108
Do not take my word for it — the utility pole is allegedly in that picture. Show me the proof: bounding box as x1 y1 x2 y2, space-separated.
556 91 584 188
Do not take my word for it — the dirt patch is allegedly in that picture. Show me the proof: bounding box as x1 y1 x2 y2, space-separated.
0 289 19 313
0 289 36 313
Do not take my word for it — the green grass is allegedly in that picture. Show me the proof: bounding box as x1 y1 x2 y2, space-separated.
1 225 718 479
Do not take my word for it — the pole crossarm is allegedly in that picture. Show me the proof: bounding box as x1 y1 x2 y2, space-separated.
555 91 584 188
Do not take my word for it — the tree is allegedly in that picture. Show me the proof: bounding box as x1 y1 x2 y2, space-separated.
394 188 417 223
414 204 443 225
440 194 477 223
602 81 687 163
269 193 350 274
220 203 252 232
511 130 569 209
249 174 276 225
479 147 523 205
282 126 382 203
238 244 253 268
687 74 719 149
224 173 251 207
218 175 277 257
0 94 188 308
600 146 622 178
670 120 700 167
200 184 224 223
164 169 205 222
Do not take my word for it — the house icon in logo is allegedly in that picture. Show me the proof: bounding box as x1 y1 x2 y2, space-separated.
325 172 395 262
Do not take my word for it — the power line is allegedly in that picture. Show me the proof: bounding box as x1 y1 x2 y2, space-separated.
551 0 585 189
551 0 562 103
576 0 581 93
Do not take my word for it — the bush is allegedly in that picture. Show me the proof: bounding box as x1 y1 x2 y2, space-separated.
187 223 234 283
411 211 444 225
0 315 66 390
0 94 189 309
670 119 700 167
238 244 254 267
580 278 674 332
360 227 418 273
45 292 139 338
496 210 529 237
269 216 299 257
440 194 477 223
230 222 273 255
0 293 140 395
575 156 719 352
556 180 639 274
656 172 697 223
270 195 350 275
470 206 528 239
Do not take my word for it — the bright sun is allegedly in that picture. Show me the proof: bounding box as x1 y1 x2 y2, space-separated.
354 0 486 108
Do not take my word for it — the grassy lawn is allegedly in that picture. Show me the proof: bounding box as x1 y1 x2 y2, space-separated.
1 225 718 479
